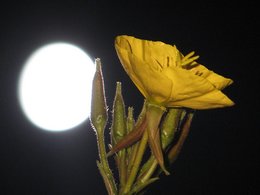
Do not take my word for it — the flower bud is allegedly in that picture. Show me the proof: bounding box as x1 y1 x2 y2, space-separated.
126 107 135 134
111 82 126 146
161 108 184 149
90 58 108 132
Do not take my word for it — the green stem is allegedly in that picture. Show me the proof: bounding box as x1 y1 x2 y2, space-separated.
96 128 117 195
139 158 157 183
119 149 127 190
122 130 149 195
127 141 140 178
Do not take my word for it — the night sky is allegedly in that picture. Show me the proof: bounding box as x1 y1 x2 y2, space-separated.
0 1 258 194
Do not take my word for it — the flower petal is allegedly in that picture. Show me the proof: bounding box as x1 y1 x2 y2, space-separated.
115 37 149 98
190 64 233 90
116 35 181 69
128 53 173 105
168 89 235 109
162 67 216 101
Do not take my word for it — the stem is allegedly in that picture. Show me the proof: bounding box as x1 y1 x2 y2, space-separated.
127 141 140 178
122 130 149 194
139 158 157 183
96 127 117 195
119 149 127 190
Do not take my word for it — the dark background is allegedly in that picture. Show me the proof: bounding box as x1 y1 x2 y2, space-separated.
0 1 258 194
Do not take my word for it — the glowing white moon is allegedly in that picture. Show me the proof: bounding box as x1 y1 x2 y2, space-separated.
18 42 95 131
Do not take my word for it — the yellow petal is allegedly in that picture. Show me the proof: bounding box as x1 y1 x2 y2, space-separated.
115 35 181 69
168 89 235 109
162 67 234 109
128 52 173 104
115 35 175 105
115 38 149 98
190 64 233 90
162 67 216 101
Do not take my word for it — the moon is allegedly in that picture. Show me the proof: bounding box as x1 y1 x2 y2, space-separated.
18 42 95 132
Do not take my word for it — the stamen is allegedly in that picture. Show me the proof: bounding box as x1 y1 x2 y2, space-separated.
191 61 197 66
176 52 182 67
181 55 200 66
182 51 195 62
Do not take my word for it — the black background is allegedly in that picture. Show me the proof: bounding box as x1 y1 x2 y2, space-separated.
0 1 259 194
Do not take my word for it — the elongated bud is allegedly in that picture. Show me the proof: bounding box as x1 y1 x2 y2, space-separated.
126 107 135 134
126 107 135 157
161 108 184 149
111 82 126 146
90 58 108 132
110 82 127 187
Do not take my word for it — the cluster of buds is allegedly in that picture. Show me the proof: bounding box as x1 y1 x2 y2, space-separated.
90 58 194 195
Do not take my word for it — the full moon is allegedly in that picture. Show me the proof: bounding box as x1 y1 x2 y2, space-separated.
18 42 95 131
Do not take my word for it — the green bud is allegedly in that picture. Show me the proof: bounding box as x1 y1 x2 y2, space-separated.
126 107 135 134
161 108 184 149
110 82 127 187
111 82 126 146
126 107 135 158
90 58 108 132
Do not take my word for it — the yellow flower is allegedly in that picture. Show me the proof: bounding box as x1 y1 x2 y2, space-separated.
115 35 234 109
